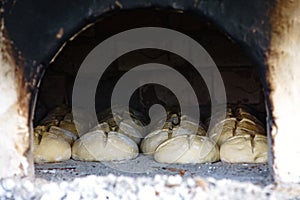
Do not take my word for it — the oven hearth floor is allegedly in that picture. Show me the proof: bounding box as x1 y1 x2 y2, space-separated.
2 156 300 199
35 154 270 185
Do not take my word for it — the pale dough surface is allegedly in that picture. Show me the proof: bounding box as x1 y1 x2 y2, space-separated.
72 130 139 161
59 121 78 136
154 135 219 164
208 118 237 146
48 126 78 144
34 132 71 163
119 120 143 144
140 126 200 155
141 115 207 155
220 134 268 163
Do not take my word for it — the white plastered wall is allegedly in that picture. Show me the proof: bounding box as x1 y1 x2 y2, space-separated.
268 0 300 183
0 19 32 178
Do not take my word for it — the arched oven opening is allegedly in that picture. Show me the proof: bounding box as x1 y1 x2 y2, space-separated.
32 9 270 184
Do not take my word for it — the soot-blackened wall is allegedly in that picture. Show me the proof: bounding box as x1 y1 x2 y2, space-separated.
2 0 300 184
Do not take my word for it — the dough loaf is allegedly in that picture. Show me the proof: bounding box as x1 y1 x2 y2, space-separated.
154 135 219 164
72 130 139 161
220 134 268 163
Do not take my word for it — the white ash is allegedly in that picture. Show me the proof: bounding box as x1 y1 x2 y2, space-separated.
1 175 300 200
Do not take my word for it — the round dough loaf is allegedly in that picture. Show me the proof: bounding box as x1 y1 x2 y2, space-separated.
49 126 78 144
34 132 71 163
154 135 219 164
236 118 265 135
235 106 265 134
72 130 139 161
40 106 69 126
178 115 206 136
141 114 207 155
149 114 205 135
220 134 268 163
140 125 200 155
208 118 237 145
140 129 169 155
59 121 78 136
118 120 143 144
34 125 48 135
235 106 263 124
63 113 73 122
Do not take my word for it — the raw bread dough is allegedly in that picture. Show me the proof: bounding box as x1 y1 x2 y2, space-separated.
34 125 48 136
41 119 60 129
235 106 265 134
95 108 144 144
48 126 78 144
63 113 73 122
236 118 265 135
33 125 77 163
119 120 143 144
40 106 69 126
149 114 205 134
208 118 237 145
72 130 139 161
89 121 142 145
220 134 268 163
140 129 169 155
140 125 200 155
59 121 78 136
208 110 265 145
154 135 219 164
141 114 207 155
34 132 71 163
179 115 206 136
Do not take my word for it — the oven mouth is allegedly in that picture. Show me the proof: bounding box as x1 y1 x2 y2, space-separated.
4 0 300 198
32 8 270 185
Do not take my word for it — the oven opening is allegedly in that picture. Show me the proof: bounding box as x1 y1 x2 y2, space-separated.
33 9 270 184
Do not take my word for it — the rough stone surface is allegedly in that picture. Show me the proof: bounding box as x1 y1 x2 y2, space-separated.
33 157 294 199
35 156 271 186
1 174 300 199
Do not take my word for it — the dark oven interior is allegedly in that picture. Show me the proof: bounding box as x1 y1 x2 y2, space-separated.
33 9 270 184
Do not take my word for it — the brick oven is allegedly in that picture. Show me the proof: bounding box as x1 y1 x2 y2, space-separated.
1 0 300 187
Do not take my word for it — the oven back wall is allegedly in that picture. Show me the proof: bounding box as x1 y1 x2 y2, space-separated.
34 11 265 124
